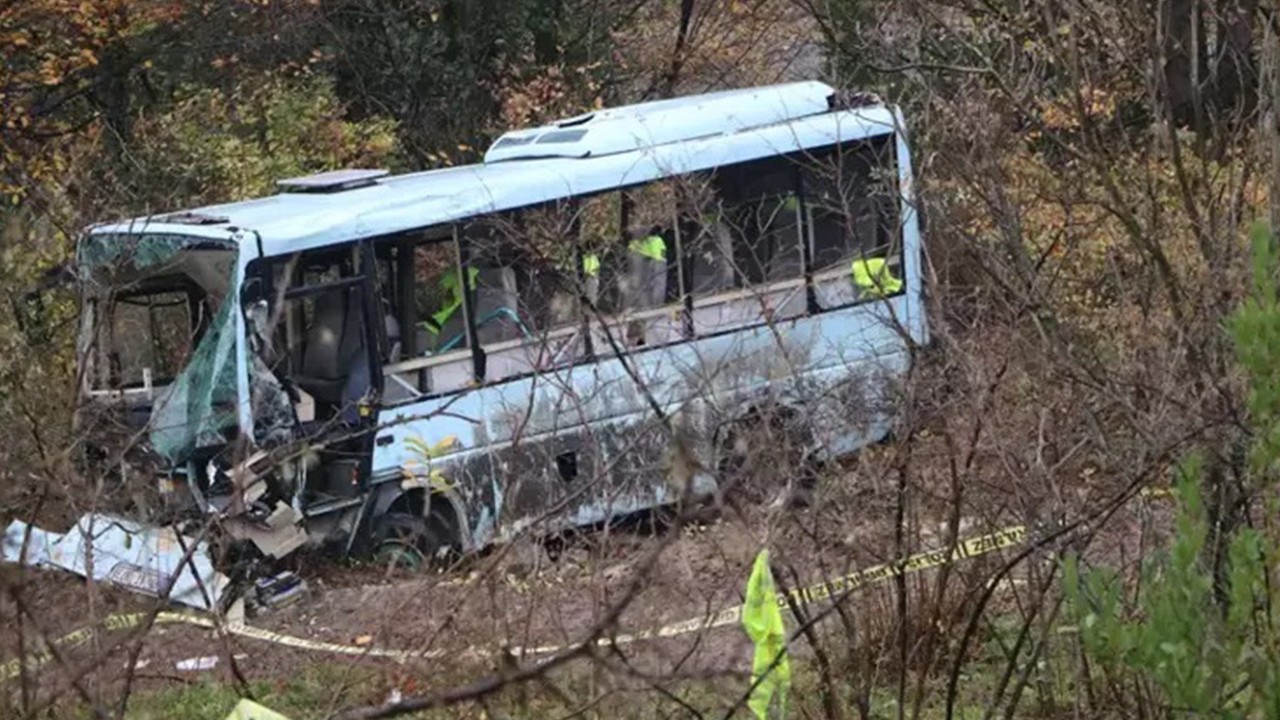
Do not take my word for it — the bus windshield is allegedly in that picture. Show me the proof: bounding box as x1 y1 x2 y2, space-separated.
78 233 240 462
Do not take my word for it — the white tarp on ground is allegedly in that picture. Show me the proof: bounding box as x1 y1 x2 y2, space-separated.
1 513 229 611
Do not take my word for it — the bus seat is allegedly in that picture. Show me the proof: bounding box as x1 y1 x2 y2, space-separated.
296 288 364 404
429 267 524 352
691 222 735 295
474 267 523 344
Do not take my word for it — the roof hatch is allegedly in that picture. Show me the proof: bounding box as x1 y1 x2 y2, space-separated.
154 211 229 225
484 81 842 163
277 169 389 193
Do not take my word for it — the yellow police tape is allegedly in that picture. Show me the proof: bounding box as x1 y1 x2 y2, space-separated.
1 525 1026 681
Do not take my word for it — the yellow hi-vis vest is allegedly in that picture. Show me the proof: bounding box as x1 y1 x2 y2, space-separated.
851 257 902 298
629 235 666 262
425 266 480 334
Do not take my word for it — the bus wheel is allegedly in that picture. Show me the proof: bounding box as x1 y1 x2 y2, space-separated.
373 513 441 575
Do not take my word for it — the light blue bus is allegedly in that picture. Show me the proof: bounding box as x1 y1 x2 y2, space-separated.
72 81 925 564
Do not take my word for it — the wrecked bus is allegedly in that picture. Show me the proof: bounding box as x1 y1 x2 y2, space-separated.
70 81 926 567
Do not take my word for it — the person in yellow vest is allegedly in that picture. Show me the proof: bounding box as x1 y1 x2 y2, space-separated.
549 252 601 324
421 265 479 349
581 252 601 305
626 227 668 310
851 256 902 298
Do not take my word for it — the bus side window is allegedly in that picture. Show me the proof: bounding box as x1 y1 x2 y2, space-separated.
713 156 804 287
683 161 807 337
377 231 477 402
463 216 538 348
576 192 622 314
621 182 679 309
678 173 735 298
494 202 579 337
463 206 587 380
803 137 903 308
611 182 681 347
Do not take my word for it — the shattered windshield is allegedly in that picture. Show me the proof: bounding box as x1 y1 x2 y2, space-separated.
78 233 241 464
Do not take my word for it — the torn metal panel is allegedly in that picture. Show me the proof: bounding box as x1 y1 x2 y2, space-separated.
222 502 307 559
1 513 230 611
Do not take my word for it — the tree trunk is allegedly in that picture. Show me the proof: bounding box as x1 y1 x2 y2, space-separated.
658 0 697 98
1265 9 1280 243
1211 0 1258 126
1162 0 1198 127
98 44 133 164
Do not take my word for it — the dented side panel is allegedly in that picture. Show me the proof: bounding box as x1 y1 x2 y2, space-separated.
370 294 913 549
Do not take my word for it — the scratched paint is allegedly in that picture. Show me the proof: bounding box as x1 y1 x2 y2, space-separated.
369 294 919 550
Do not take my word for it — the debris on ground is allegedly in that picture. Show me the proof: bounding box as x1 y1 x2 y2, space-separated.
223 502 308 559
1 513 230 611
252 571 308 612
175 655 220 671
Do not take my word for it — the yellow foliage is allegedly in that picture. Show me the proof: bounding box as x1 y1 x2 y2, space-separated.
123 74 400 207
948 133 1261 358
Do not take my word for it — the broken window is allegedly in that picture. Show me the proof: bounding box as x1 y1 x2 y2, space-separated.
81 242 234 393
75 233 239 465
681 158 806 336
150 291 240 463
268 247 375 424
710 156 804 287
801 137 902 308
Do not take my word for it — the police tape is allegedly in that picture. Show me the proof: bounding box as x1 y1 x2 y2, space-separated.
600 524 1027 647
1 525 1026 680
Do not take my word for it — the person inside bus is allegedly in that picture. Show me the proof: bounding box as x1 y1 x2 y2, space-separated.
419 265 478 351
618 223 671 345
624 224 669 309
851 254 902 299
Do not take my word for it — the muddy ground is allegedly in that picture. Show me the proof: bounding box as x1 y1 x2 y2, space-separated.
0 448 1173 718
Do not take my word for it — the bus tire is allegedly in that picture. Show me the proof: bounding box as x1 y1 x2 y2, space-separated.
373 512 443 573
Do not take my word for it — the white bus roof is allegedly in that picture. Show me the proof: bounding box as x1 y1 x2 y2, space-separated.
88 81 901 258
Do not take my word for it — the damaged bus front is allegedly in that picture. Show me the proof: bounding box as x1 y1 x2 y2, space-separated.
76 229 259 508
76 223 359 560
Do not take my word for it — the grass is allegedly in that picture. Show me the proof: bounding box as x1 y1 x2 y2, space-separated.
121 663 380 719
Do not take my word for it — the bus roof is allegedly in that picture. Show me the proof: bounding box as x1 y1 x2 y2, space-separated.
87 82 902 258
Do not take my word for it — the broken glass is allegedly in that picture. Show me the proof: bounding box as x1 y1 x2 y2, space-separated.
78 233 220 274
149 292 240 463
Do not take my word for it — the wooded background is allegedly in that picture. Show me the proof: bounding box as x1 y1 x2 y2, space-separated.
5 1 1280 718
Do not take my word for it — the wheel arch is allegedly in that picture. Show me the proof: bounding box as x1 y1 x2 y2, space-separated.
372 484 470 552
